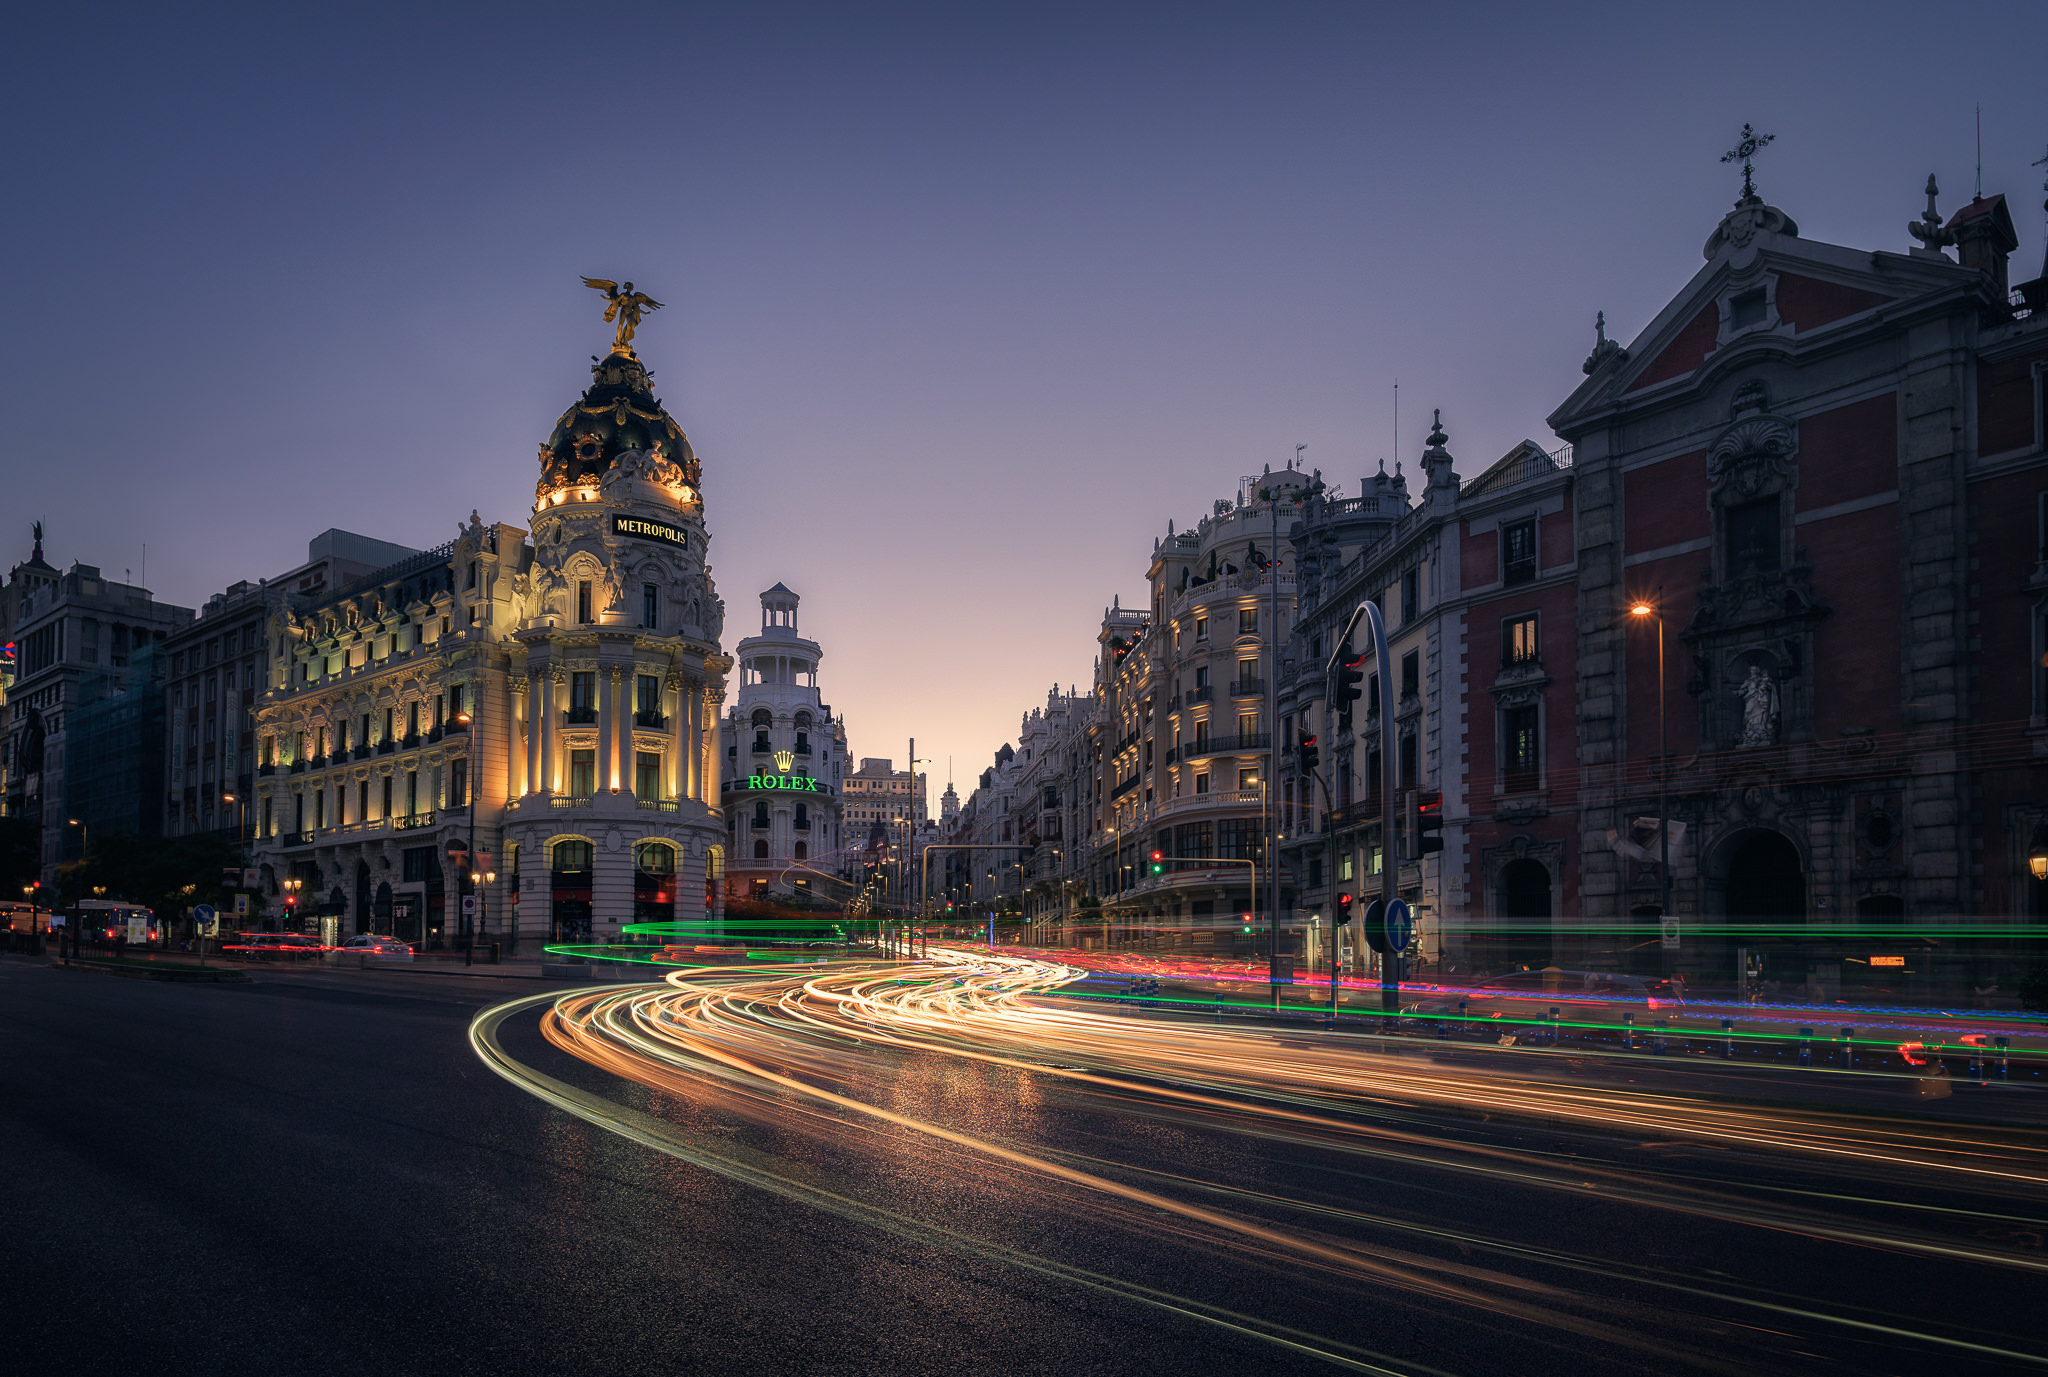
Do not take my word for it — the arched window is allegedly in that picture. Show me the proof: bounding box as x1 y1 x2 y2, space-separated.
634 842 676 927
753 839 769 859
552 839 594 874
751 708 773 728
794 711 813 729
794 841 807 861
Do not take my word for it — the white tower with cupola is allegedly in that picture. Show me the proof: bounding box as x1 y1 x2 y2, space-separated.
719 584 848 902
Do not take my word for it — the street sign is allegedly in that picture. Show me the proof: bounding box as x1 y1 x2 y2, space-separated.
461 895 477 915
1361 898 1387 954
234 893 249 916
1660 916 1681 950
243 868 260 889
193 904 217 936
1384 899 1413 952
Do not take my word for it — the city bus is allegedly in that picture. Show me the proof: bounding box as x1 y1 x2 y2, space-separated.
0 901 51 932
74 899 158 945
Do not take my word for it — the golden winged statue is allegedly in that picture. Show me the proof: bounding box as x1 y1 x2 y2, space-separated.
581 277 664 355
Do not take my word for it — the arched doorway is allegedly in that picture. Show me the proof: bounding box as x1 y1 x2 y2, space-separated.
1724 830 1805 928
1494 858 1551 971
551 838 593 944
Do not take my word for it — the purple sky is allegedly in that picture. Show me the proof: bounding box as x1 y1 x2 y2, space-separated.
5 2 2045 795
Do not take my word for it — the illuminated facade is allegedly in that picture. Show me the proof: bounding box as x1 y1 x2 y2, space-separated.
718 583 848 901
249 318 729 946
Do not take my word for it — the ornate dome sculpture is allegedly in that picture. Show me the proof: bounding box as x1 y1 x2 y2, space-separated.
536 289 701 505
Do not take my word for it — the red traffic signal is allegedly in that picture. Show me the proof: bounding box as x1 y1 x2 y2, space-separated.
1415 790 1444 854
1148 848 1165 876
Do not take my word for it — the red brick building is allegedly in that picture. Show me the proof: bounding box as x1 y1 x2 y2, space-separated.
1552 180 2048 994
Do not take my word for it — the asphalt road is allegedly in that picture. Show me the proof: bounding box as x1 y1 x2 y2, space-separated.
2 955 2042 1377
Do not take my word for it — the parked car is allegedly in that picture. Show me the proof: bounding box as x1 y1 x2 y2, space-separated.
223 932 325 961
342 935 414 961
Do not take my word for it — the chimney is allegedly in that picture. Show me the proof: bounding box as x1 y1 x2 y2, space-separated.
1946 194 2019 301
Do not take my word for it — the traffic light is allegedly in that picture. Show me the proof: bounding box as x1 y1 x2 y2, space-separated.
1336 891 1354 918
1149 848 1165 876
1297 731 1319 775
1335 655 1366 728
1415 790 1444 854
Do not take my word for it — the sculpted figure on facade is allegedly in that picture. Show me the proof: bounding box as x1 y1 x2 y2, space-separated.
1736 664 1780 748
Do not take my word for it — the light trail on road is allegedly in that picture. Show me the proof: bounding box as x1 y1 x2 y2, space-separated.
473 948 2048 1374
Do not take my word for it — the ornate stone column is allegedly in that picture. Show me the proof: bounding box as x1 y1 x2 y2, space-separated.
540 668 562 794
668 670 688 801
605 664 625 793
522 669 541 797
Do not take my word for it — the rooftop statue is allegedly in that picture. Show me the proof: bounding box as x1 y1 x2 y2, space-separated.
580 277 664 355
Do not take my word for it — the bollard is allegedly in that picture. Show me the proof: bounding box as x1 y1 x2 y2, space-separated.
1436 1007 1451 1040
1841 1027 1856 1072
1995 1034 2010 1081
1457 998 1469 1036
1799 1026 1813 1066
1623 1011 1636 1052
1721 1018 1735 1059
1652 1019 1668 1056
1969 1040 1984 1081
1547 1006 1560 1047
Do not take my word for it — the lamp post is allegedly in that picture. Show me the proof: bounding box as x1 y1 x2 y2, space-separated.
1629 599 1672 951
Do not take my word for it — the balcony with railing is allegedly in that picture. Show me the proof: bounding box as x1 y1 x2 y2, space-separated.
1153 787 1264 821
550 796 591 809
1227 678 1266 698
376 739 395 755
634 710 668 730
1169 732 1270 764
563 707 597 726
637 798 679 812
1183 686 1212 706
393 811 437 830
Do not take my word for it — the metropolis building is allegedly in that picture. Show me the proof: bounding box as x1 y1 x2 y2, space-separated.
247 303 730 946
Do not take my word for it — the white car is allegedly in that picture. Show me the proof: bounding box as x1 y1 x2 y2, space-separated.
342 934 414 961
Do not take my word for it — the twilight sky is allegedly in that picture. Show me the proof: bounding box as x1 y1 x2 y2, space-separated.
4 1 2045 800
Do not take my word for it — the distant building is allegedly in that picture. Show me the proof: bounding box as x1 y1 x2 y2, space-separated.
718 583 849 903
164 530 421 844
0 526 194 882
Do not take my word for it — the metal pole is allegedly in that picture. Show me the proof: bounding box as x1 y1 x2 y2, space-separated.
1267 488 1283 1008
1656 615 1671 951
1364 602 1398 1020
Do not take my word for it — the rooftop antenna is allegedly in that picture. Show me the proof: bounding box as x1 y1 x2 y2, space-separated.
1976 105 1983 199
1393 379 1399 464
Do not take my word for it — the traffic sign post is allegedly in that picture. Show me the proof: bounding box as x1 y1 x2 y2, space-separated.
192 903 217 967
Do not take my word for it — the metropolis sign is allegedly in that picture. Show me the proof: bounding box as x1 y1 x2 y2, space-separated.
613 514 689 549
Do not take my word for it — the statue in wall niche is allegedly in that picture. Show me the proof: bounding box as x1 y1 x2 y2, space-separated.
535 564 570 620
1736 664 1780 748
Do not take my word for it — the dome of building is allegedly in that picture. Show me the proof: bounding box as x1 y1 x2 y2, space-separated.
536 351 700 502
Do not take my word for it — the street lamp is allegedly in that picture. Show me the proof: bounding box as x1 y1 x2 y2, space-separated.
1628 598 1672 949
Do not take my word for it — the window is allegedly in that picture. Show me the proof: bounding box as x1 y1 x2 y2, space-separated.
635 751 661 798
570 672 596 717
1398 732 1417 788
449 684 465 723
1401 568 1419 622
1730 287 1767 329
1502 520 1537 586
381 776 392 819
753 839 769 859
577 579 593 623
568 749 596 798
552 839 593 874
407 701 420 738
1504 704 1540 791
1193 717 1210 748
1194 615 1209 642
407 770 419 816
1194 771 1210 795
642 583 658 629
383 707 394 744
636 841 674 874
1725 497 1781 573
1503 614 1539 667
637 674 660 716
752 801 769 828
449 758 468 808
403 846 437 883
1237 711 1258 738
1237 656 1258 690
1367 673 1379 716
1237 766 1259 791
1400 650 1419 701
466 560 478 590
1238 607 1258 636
